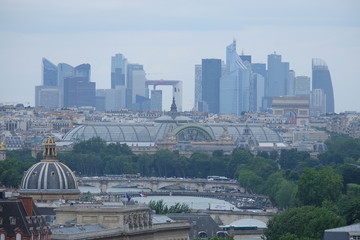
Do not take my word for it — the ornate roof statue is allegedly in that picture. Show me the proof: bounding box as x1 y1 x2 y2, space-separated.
169 97 179 119
0 141 5 150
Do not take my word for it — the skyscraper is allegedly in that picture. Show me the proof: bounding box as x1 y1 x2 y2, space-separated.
63 77 96 108
74 64 91 81
42 58 58 86
194 64 202 111
127 64 146 108
202 59 222 114
267 53 289 98
95 87 126 111
312 58 335 113
287 70 296 96
310 88 326 116
35 86 62 108
111 54 127 89
220 40 251 115
151 90 162 111
57 63 74 87
294 76 310 96
252 73 265 112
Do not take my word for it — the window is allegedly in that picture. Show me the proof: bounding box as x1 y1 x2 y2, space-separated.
16 233 21 240
0 205 3 212
9 217 16 225
0 217 3 225
0 233 5 240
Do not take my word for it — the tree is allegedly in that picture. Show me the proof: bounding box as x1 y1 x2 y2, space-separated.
274 180 298 209
228 148 252 178
297 168 343 207
264 206 345 240
279 233 316 240
238 169 263 193
149 200 191 214
343 196 360 224
279 149 311 170
73 137 107 154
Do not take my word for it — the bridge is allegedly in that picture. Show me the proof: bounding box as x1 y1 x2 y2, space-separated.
198 209 276 225
78 177 245 193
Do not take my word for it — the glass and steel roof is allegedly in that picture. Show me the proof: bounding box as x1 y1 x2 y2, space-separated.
62 121 283 144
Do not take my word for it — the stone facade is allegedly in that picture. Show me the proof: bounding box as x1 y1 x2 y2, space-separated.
53 204 190 240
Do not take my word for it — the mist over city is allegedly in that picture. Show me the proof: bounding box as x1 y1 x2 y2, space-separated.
0 1 360 240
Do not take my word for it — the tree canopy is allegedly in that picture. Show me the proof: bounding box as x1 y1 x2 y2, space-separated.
264 206 345 240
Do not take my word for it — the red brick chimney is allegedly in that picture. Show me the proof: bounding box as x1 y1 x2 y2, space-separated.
19 197 33 216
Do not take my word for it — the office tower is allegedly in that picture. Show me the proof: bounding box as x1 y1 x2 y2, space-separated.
96 87 126 111
128 64 146 106
127 64 142 107
202 59 221 114
312 58 335 113
252 73 265 112
35 86 62 108
267 53 289 97
310 88 326 116
220 40 251 115
294 76 310 96
194 64 202 110
74 64 91 81
63 77 96 107
111 54 127 89
287 70 295 96
252 63 267 110
57 63 74 87
251 63 266 78
151 90 162 111
240 55 252 64
42 58 58 86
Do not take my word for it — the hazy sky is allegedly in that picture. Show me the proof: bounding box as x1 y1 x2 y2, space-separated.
0 0 359 112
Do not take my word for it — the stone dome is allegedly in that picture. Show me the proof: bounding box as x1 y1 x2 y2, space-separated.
20 135 79 202
21 161 78 190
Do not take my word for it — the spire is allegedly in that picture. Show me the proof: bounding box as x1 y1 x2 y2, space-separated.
170 97 177 112
169 97 178 119
42 134 58 161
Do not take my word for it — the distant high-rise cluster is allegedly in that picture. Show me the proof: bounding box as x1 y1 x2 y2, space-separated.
35 58 94 108
194 40 335 116
35 54 183 112
96 53 148 111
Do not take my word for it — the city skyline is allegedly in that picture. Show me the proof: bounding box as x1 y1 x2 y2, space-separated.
0 0 359 112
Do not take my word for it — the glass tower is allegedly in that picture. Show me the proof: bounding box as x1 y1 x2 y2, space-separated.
202 59 222 114
312 58 335 113
267 53 289 97
111 54 127 89
220 40 251 115
42 58 58 86
74 64 91 81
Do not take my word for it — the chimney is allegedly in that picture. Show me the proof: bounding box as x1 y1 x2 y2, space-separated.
19 197 33 216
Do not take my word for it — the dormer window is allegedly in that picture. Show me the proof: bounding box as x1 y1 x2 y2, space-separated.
9 217 16 225
51 171 55 176
32 171 37 176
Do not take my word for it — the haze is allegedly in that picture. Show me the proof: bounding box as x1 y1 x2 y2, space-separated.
0 0 359 112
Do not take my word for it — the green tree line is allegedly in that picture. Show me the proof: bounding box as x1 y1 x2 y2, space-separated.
1 135 360 239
